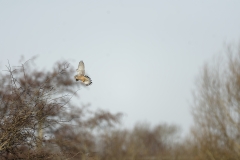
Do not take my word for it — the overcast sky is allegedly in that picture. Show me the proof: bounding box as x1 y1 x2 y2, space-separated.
1 0 240 135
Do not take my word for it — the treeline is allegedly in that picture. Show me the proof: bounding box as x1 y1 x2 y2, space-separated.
1 44 240 159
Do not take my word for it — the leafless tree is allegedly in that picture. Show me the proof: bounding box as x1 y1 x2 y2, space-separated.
98 122 180 160
191 44 240 159
0 58 122 159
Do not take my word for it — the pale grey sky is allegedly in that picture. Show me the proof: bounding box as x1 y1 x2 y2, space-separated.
1 0 240 134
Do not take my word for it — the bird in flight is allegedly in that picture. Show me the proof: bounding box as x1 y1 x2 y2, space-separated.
74 61 92 86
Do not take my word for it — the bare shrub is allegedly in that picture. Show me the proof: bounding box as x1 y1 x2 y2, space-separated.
98 122 180 160
0 58 122 159
191 44 240 159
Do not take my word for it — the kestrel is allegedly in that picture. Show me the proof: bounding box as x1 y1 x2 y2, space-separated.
74 61 92 86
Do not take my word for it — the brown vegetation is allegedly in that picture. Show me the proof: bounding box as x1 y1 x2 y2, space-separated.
98 122 180 160
0 58 122 159
190 44 240 159
1 44 240 159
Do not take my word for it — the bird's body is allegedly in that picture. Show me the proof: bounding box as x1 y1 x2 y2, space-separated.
74 61 92 86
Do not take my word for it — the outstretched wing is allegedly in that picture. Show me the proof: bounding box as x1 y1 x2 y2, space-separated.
76 61 85 76
83 75 92 86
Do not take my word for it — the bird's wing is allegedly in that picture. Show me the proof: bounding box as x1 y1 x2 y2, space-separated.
83 75 92 86
76 61 85 75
